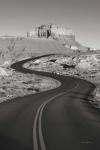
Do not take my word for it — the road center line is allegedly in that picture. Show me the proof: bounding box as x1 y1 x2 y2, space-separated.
33 82 79 150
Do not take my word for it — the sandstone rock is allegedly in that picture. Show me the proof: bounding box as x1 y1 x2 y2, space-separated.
27 23 75 39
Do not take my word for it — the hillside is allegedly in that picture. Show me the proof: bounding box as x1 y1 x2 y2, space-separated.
0 37 75 65
58 37 88 51
0 35 89 66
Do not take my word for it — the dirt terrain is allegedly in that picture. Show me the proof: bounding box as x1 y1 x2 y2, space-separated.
23 54 100 107
0 66 60 102
0 37 99 105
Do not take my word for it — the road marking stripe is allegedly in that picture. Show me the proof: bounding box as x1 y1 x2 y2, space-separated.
33 104 43 150
38 92 66 150
33 82 79 150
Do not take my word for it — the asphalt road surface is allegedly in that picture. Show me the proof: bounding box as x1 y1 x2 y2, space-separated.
0 55 100 150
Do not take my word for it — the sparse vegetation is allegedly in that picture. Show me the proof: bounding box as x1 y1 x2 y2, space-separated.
0 37 72 65
0 37 100 106
23 54 100 107
0 68 59 103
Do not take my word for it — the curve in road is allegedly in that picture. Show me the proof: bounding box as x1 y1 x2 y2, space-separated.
0 54 99 150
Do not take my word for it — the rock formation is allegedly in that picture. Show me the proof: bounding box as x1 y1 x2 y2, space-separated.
27 23 75 40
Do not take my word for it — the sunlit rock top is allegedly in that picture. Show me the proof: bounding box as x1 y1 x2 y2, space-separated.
27 23 75 40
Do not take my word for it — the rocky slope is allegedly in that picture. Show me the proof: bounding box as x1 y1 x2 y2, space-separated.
0 67 59 103
23 54 100 107
0 36 88 66
0 37 72 65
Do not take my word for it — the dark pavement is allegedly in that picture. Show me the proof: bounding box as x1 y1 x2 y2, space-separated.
0 55 99 150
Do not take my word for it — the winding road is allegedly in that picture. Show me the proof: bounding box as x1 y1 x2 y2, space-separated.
0 55 100 150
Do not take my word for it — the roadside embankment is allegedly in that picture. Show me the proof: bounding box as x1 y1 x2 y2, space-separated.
23 54 100 108
0 66 61 103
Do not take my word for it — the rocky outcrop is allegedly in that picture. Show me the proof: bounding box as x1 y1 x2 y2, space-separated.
27 23 75 40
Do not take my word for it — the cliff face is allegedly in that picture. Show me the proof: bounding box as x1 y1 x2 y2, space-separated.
51 24 75 40
27 24 75 40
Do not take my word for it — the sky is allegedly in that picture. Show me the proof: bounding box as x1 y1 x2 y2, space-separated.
0 0 100 49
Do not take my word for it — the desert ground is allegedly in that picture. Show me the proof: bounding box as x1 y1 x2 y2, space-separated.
0 37 100 107
23 53 100 107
